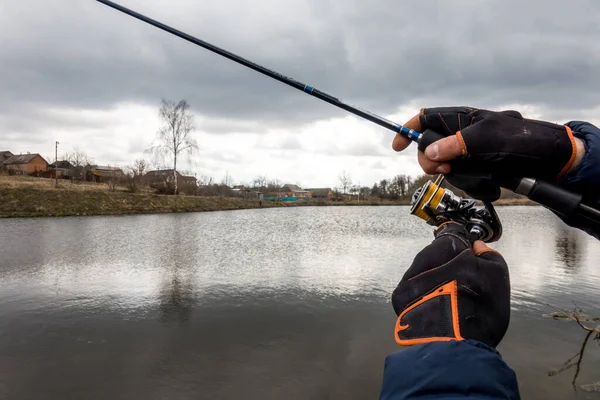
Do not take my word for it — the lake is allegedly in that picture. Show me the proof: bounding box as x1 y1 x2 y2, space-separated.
0 206 599 399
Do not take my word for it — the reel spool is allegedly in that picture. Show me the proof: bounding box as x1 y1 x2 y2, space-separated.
410 175 502 243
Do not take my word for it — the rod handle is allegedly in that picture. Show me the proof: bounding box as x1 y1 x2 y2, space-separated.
417 129 445 153
516 179 582 219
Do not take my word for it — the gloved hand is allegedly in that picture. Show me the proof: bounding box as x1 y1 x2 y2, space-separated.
392 222 510 348
392 106 584 201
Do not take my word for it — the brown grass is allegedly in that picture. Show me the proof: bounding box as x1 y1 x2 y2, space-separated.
0 175 155 193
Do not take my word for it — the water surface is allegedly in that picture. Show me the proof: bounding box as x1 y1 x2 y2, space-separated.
1 206 599 399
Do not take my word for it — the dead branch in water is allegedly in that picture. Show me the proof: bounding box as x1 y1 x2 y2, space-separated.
545 304 600 392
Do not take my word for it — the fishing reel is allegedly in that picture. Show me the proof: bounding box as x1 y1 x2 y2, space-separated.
410 175 502 243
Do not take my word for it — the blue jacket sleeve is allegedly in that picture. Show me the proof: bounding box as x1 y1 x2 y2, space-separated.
556 121 600 239
379 340 520 400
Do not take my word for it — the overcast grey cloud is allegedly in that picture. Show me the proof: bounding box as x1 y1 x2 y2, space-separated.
2 0 600 186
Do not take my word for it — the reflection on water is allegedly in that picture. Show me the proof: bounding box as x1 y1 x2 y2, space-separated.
0 206 599 399
159 270 194 325
554 226 586 274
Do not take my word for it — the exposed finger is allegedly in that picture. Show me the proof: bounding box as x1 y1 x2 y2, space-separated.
392 134 411 152
472 240 490 255
418 151 452 174
473 241 504 261
424 135 464 162
392 113 422 152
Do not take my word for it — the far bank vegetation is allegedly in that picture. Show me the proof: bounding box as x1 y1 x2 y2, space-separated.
1 97 531 208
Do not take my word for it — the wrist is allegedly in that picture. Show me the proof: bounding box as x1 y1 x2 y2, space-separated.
558 121 600 200
567 137 586 174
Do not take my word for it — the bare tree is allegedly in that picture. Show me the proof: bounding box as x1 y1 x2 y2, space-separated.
133 159 148 176
148 99 198 195
125 159 149 192
349 185 360 201
360 186 371 200
221 171 233 187
252 175 268 190
268 179 282 190
64 146 93 181
197 174 214 187
64 146 92 167
338 170 352 195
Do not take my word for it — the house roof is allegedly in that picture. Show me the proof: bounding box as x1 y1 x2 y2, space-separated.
90 166 124 177
307 188 332 196
146 169 181 176
145 170 195 181
3 153 46 165
91 170 123 177
48 160 75 169
93 165 122 171
0 151 13 160
282 184 302 191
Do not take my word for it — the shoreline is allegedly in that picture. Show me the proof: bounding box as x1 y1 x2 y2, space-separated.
0 185 536 219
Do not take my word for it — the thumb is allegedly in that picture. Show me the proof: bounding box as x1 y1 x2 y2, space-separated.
424 135 464 161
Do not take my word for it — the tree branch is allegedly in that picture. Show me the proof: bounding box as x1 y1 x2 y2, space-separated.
546 304 600 391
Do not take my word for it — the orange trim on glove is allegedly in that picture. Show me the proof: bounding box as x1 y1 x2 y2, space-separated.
557 126 577 178
455 131 468 155
394 280 464 346
474 248 501 256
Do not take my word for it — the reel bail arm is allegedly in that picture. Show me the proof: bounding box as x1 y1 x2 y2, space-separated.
410 175 502 243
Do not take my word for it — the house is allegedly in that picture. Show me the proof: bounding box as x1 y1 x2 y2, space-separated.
280 184 312 199
264 184 311 201
87 165 125 183
0 151 13 170
48 160 75 170
232 187 263 200
307 188 333 200
3 153 48 175
144 170 197 193
48 160 76 180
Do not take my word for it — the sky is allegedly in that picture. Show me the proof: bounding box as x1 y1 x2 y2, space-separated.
2 0 600 188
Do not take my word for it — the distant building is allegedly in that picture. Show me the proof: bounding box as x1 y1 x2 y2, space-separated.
3 153 48 175
48 160 75 170
307 188 333 200
87 165 125 183
144 169 197 194
232 187 263 200
47 160 76 180
0 151 13 170
280 184 311 199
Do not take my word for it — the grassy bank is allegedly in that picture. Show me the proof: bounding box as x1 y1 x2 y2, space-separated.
0 176 284 218
0 186 292 218
0 175 534 218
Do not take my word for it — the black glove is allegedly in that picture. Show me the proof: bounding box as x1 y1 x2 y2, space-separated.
416 106 577 201
392 222 510 348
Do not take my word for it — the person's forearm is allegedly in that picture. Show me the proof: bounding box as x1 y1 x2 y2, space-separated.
380 341 521 400
553 121 600 238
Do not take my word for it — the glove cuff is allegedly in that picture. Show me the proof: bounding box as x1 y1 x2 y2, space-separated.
556 126 578 178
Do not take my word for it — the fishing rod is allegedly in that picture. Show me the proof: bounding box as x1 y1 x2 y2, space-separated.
95 0 421 143
95 0 600 233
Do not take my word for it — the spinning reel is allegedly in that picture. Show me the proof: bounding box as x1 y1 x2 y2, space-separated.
410 175 502 243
